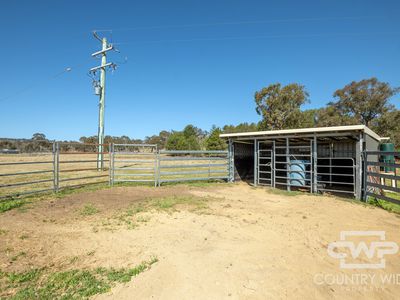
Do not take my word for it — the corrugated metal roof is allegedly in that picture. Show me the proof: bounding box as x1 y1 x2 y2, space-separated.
220 125 382 141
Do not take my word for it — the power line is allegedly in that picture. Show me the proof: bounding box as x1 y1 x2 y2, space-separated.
114 31 400 46
0 66 77 103
94 16 379 32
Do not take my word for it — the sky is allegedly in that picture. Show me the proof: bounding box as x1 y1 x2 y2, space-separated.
0 0 399 141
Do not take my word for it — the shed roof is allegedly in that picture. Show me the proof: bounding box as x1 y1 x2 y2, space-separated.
220 125 382 141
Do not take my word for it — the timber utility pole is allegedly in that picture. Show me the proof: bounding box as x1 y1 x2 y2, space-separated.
90 32 117 170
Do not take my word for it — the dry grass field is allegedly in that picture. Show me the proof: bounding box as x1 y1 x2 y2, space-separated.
0 182 400 299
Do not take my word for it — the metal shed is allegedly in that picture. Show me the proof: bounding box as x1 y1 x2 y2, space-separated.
220 125 383 199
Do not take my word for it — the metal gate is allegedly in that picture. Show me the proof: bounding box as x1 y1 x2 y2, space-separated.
257 141 274 186
316 157 356 195
158 150 229 185
111 144 157 186
274 139 313 192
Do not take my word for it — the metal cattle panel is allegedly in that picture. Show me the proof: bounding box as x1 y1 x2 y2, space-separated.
112 144 157 186
0 140 56 200
57 143 110 191
273 139 313 192
257 140 274 187
363 151 400 205
316 157 356 195
158 150 229 185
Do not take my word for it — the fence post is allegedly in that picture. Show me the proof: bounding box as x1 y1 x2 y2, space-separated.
109 143 113 186
208 153 211 180
362 151 367 202
55 142 60 192
156 149 161 187
52 141 57 193
154 146 158 187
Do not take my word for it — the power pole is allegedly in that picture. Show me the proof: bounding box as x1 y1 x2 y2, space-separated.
90 32 116 170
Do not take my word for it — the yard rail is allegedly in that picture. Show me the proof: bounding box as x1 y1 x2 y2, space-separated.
111 144 158 186
0 143 230 200
157 150 229 185
363 151 400 205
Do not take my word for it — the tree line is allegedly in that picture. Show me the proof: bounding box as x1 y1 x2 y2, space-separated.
254 78 399 146
1 77 398 153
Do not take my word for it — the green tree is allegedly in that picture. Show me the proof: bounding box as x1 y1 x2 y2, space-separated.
165 125 201 150
372 109 400 148
223 122 259 133
32 133 47 141
145 130 170 149
165 132 188 150
182 125 201 150
332 78 399 126
315 105 358 127
297 109 319 128
205 126 227 150
255 83 309 130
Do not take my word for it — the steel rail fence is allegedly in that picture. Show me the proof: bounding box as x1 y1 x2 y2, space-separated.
1 142 230 200
111 144 158 187
157 150 229 186
3 143 398 205
363 151 400 204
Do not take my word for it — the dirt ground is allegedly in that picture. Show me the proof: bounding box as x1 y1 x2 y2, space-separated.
1 182 400 299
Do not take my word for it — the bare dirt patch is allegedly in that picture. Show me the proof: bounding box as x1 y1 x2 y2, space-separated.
1 182 400 299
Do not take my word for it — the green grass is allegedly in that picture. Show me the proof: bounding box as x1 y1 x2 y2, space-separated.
151 195 209 212
98 195 212 232
0 257 158 299
367 192 400 214
7 269 41 284
0 179 228 214
0 199 27 213
80 204 99 216
0 183 111 214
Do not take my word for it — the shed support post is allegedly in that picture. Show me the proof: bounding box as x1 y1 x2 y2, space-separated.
254 138 258 186
228 139 234 182
272 140 276 188
286 138 290 191
362 150 368 202
313 135 318 193
355 132 363 200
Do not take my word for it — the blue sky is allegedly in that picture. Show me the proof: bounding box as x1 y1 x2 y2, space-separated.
1 0 399 140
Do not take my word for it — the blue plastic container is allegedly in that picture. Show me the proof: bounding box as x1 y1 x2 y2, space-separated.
289 160 309 186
